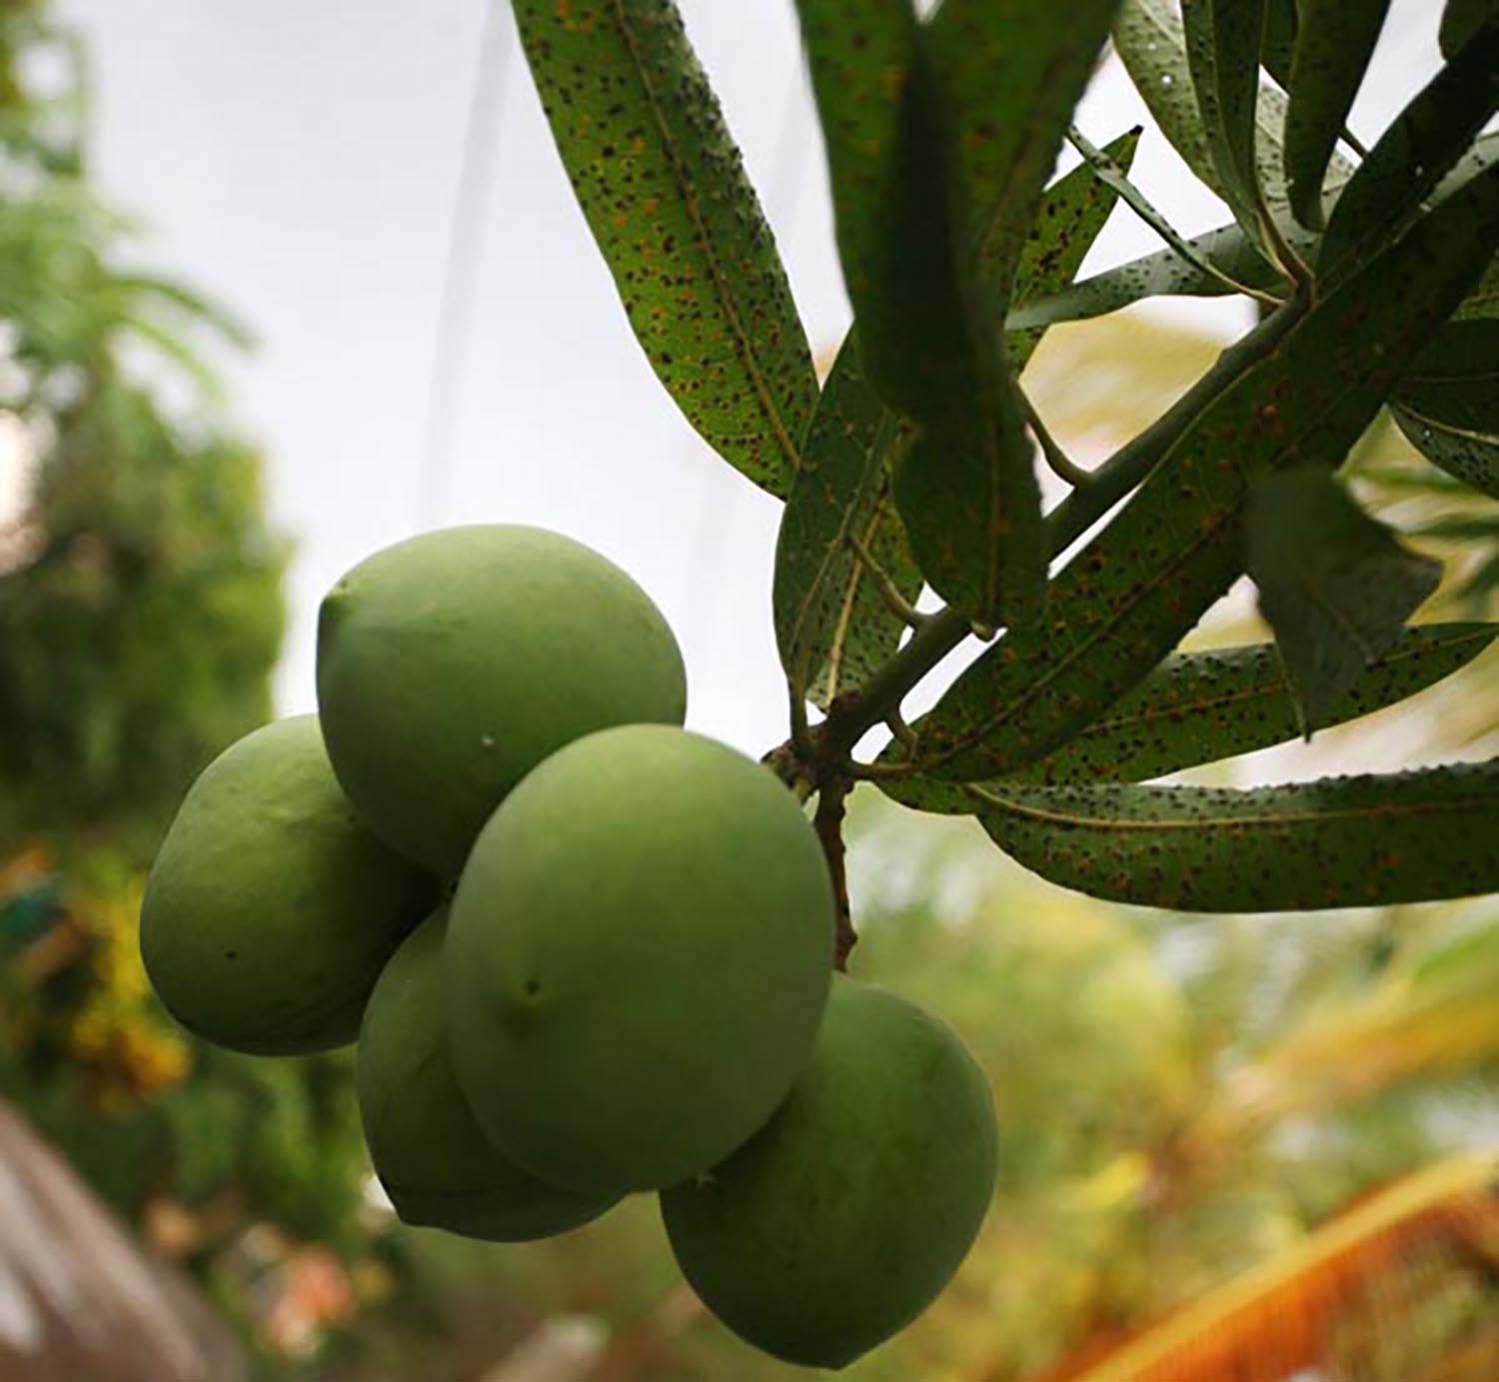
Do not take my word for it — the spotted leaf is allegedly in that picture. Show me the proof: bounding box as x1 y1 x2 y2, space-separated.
1283 0 1392 230
1318 19 1499 290
510 0 815 497
1391 319 1499 499
892 762 1499 912
943 625 1495 787
886 163 1499 782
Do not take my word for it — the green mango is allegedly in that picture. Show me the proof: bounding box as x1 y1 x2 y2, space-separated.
316 525 687 876
660 977 998 1369
141 716 437 1055
357 908 616 1240
445 724 834 1196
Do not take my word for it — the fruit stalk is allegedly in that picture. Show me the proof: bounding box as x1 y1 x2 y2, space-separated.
813 776 854 971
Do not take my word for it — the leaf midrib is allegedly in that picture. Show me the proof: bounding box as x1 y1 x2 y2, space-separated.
968 779 1497 833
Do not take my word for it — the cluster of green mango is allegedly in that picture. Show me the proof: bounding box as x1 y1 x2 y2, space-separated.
140 525 997 1369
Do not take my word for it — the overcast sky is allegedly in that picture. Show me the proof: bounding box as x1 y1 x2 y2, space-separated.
61 0 1444 761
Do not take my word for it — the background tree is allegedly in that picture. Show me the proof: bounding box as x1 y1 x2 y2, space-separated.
0 3 379 1371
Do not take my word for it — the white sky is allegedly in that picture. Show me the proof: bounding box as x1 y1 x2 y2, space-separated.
61 0 1444 762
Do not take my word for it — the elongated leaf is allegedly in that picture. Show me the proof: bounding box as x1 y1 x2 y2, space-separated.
1283 0 1392 229
932 0 1124 301
1116 0 1345 217
1006 219 1286 328
1014 133 1497 330
510 0 815 497
917 762 1499 912
1391 318 1499 498
1115 0 1220 195
1318 20 1499 288
1182 0 1272 242
888 164 1499 782
1009 128 1141 369
792 0 938 417
772 333 920 705
1247 470 1442 732
1441 0 1498 59
776 131 1139 703
1067 124 1262 301
1260 0 1297 88
975 625 1495 787
796 2 1043 627
905 0 1122 626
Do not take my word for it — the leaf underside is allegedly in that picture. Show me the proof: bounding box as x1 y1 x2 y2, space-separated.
511 0 816 497
963 624 1496 788
899 761 1499 913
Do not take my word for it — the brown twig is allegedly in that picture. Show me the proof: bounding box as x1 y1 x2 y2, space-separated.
814 777 854 971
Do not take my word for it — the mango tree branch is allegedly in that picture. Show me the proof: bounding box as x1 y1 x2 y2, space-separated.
1042 293 1310 555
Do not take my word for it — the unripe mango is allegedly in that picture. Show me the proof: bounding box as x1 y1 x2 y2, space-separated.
316 525 687 876
660 978 998 1369
357 908 616 1240
445 724 834 1196
141 717 437 1055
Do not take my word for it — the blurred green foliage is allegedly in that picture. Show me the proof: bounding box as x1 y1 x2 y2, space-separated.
0 5 371 1372
0 0 282 854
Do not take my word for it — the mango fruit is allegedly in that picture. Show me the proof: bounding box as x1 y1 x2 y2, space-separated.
140 716 436 1055
660 977 998 1369
445 723 834 1196
357 908 616 1240
316 524 687 875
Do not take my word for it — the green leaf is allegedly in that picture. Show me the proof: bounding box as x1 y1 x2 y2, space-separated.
932 0 1125 303
1009 127 1141 369
895 762 1499 912
1182 0 1273 241
795 2 1043 627
1391 319 1499 499
1441 0 1498 59
969 625 1496 787
510 0 815 497
1318 20 1499 288
772 334 921 707
1283 0 1392 230
773 131 1140 703
888 163 1499 782
1392 408 1499 501
1115 0 1220 195
1261 0 1298 88
1246 469 1442 733
1006 218 1289 329
1116 0 1345 217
